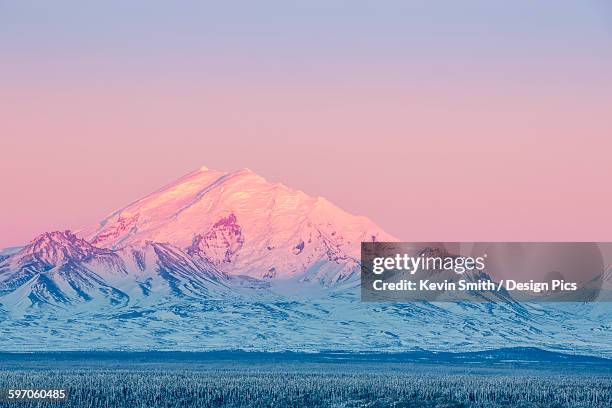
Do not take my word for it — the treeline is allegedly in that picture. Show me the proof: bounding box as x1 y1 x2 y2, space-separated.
0 369 610 407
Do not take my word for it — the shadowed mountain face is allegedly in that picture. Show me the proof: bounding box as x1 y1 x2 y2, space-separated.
0 231 125 295
0 230 231 312
0 167 610 356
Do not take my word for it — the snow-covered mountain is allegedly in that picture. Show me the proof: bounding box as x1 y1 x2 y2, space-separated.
0 230 232 315
83 166 395 284
0 166 610 356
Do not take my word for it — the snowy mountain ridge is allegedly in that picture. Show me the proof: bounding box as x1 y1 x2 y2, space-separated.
0 166 610 356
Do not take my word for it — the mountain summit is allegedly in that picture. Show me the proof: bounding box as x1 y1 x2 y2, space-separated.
83 166 395 283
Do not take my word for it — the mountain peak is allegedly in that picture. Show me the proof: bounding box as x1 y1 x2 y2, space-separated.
29 230 82 249
195 166 254 177
18 230 105 266
236 167 254 174
83 166 395 282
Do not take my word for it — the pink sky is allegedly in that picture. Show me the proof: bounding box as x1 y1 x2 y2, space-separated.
1 1 611 247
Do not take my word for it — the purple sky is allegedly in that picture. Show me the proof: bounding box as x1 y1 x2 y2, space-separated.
1 1 612 247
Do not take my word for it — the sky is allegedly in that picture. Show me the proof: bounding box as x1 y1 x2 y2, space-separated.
1 1 611 247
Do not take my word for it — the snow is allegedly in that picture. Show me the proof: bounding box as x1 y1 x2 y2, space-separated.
81 166 395 281
0 166 610 355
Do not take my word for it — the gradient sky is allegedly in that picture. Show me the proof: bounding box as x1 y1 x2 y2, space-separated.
1 1 612 247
